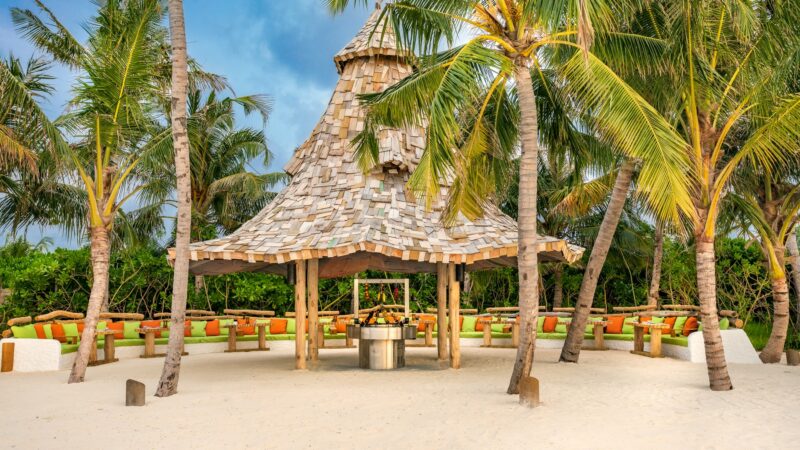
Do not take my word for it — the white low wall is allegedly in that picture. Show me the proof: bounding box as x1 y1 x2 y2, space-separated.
687 329 760 364
0 338 62 372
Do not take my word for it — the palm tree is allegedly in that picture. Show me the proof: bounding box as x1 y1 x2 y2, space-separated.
155 0 191 398
331 0 693 401
12 0 172 383
626 0 800 390
726 162 800 363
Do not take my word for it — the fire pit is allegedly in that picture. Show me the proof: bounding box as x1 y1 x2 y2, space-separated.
347 321 417 369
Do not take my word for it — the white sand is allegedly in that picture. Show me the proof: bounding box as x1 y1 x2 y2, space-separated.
1 347 798 449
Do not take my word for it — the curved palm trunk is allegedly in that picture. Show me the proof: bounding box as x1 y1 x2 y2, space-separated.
760 245 790 363
695 235 733 390
552 265 564 309
156 0 191 398
68 226 110 383
647 224 664 306
786 230 800 326
506 65 540 397
559 159 635 363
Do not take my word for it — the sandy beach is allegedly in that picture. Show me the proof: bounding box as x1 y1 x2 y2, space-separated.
1 347 797 449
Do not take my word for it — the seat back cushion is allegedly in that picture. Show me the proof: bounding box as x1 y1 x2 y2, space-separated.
605 315 625 334
286 318 296 334
63 323 80 338
537 316 545 333
219 319 234 336
719 317 730 330
542 316 559 333
191 320 207 337
11 324 38 339
673 316 688 335
462 316 477 332
121 321 140 340
33 324 47 339
107 321 124 339
140 320 163 338
682 317 699 336
270 318 288 334
205 319 220 336
663 317 677 334
622 317 638 334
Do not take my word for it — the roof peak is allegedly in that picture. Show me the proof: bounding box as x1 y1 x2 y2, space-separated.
332 5 405 73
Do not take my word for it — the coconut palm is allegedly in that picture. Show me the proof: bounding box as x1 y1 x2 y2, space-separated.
618 0 800 390
330 0 693 400
12 0 172 383
725 161 800 363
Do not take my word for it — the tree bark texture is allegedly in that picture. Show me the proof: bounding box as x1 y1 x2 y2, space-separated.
507 65 540 395
647 224 664 307
552 265 564 309
786 230 800 326
156 0 191 397
695 237 733 390
559 159 635 363
760 245 790 363
68 226 111 383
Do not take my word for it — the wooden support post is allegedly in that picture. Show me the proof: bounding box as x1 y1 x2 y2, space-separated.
258 324 267 350
143 331 156 357
307 259 319 363
1 342 14 372
593 322 606 350
424 322 433 346
436 263 448 361
511 321 520 348
632 325 645 354
104 334 116 363
448 263 461 369
317 324 325 350
89 335 98 364
227 327 237 352
294 261 307 370
650 327 663 358
482 320 492 347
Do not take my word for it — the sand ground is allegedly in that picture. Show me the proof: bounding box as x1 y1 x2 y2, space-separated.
1 347 798 450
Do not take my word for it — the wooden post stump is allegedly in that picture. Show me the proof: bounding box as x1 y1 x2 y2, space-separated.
424 322 433 346
786 349 799 366
511 322 520 348
104 334 116 363
519 376 540 408
1 342 14 373
126 379 145 406
259 324 268 350
482 321 492 347
650 327 663 358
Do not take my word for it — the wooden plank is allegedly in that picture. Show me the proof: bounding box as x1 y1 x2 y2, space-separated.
436 263 448 361
295 261 307 370
1 342 13 372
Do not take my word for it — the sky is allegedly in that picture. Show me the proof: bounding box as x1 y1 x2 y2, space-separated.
0 0 372 248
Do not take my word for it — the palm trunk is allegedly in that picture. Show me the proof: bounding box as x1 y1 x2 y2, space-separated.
760 244 790 363
68 226 110 383
194 274 205 293
552 265 564 309
506 65 540 397
559 159 635 363
647 224 664 306
695 236 733 390
156 0 191 398
786 229 800 326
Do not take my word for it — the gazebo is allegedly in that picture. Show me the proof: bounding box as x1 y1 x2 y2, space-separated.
172 6 583 369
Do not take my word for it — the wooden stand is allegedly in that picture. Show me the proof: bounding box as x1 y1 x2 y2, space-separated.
584 321 608 351
481 320 492 347
519 376 540 408
631 322 668 358
89 331 119 366
223 324 270 353
436 263 448 361
448 263 461 369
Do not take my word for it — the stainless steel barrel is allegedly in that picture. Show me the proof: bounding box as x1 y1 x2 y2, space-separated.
350 324 417 369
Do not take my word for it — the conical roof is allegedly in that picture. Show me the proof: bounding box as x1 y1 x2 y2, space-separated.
333 6 403 74
177 7 583 278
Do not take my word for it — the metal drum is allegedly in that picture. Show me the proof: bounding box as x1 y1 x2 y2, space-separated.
349 324 417 370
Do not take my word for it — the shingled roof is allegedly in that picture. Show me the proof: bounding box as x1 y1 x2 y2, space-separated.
176 6 583 279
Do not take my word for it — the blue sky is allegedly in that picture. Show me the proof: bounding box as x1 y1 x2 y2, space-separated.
0 0 372 248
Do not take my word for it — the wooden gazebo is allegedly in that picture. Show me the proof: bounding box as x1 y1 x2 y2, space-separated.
170 6 583 369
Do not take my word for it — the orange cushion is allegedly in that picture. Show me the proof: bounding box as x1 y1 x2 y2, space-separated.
77 323 85 335
663 317 677 335
241 318 256 336
141 320 163 338
476 318 490 332
458 316 464 331
183 320 192 337
335 319 347 334
205 320 220 336
543 316 558 333
33 324 47 339
683 317 699 336
639 316 652 334
106 322 124 340
270 318 288 334
416 314 435 332
605 315 624 334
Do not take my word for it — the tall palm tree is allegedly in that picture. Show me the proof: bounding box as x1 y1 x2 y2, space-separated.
155 0 191 398
625 0 800 390
331 0 693 401
12 0 172 383
726 161 800 363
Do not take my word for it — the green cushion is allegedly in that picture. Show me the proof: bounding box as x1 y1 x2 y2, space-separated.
673 316 688 335
286 318 296 334
491 323 505 333
651 317 665 324
462 316 477 333
661 335 689 347
622 317 638 334
191 321 207 337
43 324 54 339
219 319 234 336
62 323 79 338
97 321 108 331
319 317 333 324
11 325 37 339
537 316 545 333
585 317 603 333
459 331 483 339
719 317 729 330
555 323 567 334
123 321 141 340
698 322 704 332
